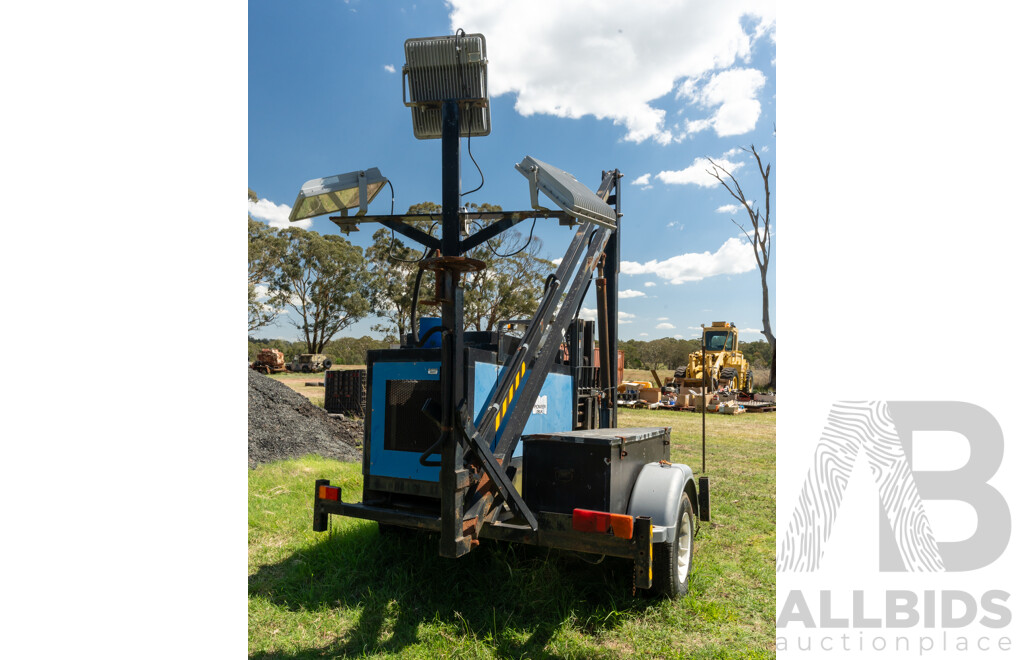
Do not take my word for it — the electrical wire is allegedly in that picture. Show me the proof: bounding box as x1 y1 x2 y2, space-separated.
484 217 537 258
453 28 485 198
384 181 437 264
461 133 485 197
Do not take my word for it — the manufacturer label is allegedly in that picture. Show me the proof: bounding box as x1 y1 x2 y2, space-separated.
532 395 548 415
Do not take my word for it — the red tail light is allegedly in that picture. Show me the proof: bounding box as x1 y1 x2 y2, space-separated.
318 485 341 501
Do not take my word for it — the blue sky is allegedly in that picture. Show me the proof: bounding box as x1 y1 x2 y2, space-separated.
249 0 776 344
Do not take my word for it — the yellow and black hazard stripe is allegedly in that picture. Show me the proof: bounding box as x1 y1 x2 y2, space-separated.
494 362 527 431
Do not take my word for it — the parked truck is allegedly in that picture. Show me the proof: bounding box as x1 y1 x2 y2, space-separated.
251 348 287 374
289 353 332 373
305 32 709 597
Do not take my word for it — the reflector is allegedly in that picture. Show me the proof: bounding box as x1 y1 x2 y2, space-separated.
318 485 341 501
572 509 634 539
289 168 387 223
515 156 617 229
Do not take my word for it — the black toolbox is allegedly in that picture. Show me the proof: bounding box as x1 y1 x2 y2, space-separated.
521 427 671 515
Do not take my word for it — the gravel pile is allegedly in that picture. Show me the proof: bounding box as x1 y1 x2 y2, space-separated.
248 369 363 468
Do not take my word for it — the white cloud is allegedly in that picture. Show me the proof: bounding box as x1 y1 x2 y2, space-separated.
575 307 635 324
656 322 676 330
448 1 774 144
678 68 766 136
656 156 743 188
674 334 684 339
621 236 755 284
644 281 656 288
631 173 651 186
619 289 646 299
552 257 563 266
716 204 741 214
639 332 649 337
657 317 669 321
683 117 713 135
384 64 396 73
249 198 309 229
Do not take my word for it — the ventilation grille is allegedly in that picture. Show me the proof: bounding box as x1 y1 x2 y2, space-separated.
384 379 441 452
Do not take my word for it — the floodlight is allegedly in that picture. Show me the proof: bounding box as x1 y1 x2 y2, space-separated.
514 156 617 229
288 168 387 223
403 33 490 139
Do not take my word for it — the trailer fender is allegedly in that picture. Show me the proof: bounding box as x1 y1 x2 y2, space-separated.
627 462 697 544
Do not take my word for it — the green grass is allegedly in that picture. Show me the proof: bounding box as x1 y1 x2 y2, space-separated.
249 409 775 658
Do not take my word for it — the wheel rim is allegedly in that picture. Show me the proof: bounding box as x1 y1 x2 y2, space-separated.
677 510 693 584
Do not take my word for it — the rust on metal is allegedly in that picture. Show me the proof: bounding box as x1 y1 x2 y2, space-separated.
419 255 487 273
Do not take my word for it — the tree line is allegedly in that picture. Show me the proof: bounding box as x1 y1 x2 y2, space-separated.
247 335 390 365
248 333 772 372
249 200 552 351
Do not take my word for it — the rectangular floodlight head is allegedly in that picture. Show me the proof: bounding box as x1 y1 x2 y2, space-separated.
403 33 490 139
288 168 387 223
514 156 617 229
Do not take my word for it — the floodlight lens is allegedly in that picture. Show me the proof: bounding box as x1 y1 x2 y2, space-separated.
289 168 387 223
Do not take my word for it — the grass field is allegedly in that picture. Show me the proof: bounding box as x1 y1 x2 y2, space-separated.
249 408 775 658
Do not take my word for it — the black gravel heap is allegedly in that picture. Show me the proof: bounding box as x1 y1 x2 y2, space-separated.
248 369 362 468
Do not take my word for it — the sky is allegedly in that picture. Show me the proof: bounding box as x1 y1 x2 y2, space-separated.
248 0 777 344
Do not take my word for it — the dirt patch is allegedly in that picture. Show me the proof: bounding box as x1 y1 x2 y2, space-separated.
248 369 362 468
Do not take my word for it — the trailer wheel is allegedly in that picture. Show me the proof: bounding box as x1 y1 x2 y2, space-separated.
652 494 694 598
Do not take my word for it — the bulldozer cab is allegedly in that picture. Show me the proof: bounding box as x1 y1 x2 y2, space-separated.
702 323 736 352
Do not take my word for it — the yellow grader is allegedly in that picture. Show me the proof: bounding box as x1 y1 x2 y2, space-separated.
674 322 753 394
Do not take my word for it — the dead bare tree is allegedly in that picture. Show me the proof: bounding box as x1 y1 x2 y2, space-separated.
706 146 775 389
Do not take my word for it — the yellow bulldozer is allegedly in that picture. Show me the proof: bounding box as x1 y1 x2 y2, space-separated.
674 322 753 394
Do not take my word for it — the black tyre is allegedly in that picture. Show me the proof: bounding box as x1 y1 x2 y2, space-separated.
652 494 695 598
744 372 753 394
323 359 333 370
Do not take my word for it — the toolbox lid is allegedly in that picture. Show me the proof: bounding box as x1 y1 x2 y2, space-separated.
522 426 669 446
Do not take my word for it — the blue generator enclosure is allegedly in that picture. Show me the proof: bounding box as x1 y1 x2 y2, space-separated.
367 357 573 483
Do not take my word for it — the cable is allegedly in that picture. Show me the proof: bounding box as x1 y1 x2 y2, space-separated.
453 28 485 198
461 133 485 197
485 217 537 258
384 181 437 264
